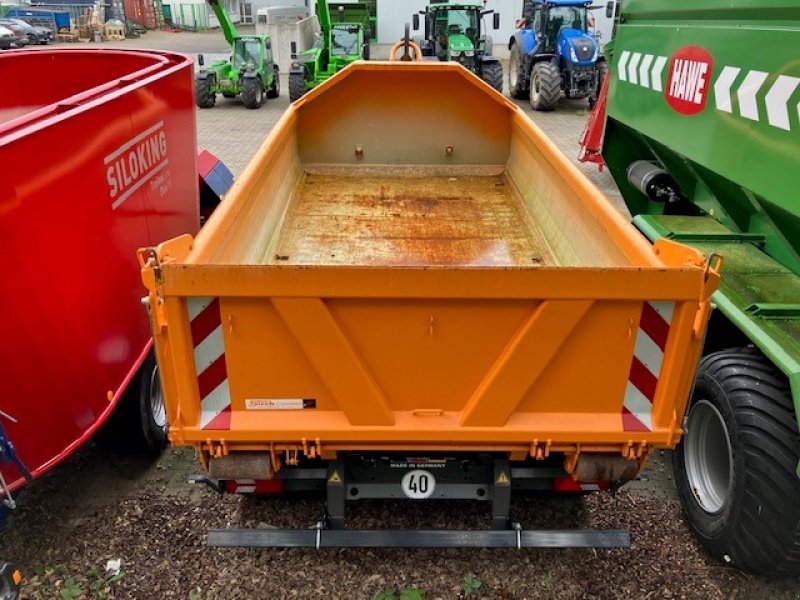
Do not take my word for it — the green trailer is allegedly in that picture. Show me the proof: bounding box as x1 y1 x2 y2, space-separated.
584 0 800 576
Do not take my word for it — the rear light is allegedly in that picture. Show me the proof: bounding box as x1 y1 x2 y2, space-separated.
224 479 285 494
552 476 609 493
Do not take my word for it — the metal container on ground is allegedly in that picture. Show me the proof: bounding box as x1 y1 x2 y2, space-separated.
142 61 719 547
0 49 199 495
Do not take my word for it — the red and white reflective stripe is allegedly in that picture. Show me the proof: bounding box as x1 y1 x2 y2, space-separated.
187 297 231 430
622 301 675 432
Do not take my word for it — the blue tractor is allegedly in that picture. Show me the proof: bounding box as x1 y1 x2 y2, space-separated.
508 0 607 111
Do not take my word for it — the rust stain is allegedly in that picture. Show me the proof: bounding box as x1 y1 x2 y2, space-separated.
267 174 555 267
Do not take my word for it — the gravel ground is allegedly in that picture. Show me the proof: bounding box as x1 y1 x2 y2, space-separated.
4 447 798 600
4 30 800 599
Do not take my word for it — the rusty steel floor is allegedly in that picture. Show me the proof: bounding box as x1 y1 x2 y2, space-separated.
265 173 555 267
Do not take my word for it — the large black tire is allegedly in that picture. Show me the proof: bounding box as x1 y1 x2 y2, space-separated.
508 42 528 99
266 65 280 98
195 75 216 108
241 77 264 109
480 61 503 94
94 353 168 455
362 43 370 61
589 60 609 109
529 61 561 111
289 70 306 103
674 347 800 576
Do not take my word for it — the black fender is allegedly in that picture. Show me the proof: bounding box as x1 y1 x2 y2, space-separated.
508 32 525 51
529 52 556 64
479 55 500 65
289 62 306 76
195 70 211 80
242 71 259 79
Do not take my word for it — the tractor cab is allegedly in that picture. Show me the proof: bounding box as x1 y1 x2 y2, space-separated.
412 1 503 92
329 23 364 59
522 0 597 67
232 37 268 71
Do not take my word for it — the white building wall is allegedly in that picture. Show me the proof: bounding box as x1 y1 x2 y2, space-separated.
375 0 426 45
165 0 242 28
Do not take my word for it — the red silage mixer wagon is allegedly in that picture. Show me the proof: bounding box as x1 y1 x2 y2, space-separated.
0 49 200 495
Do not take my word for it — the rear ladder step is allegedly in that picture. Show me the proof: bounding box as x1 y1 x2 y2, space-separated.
207 526 630 549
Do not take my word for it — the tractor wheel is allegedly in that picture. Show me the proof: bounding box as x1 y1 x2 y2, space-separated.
529 61 561 111
508 42 528 99
362 43 370 61
289 70 306 103
590 60 609 108
194 75 216 109
266 65 280 98
674 347 800 576
241 77 264 109
94 353 168 455
480 61 503 93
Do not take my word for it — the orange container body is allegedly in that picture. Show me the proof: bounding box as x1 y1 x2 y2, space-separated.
141 63 719 475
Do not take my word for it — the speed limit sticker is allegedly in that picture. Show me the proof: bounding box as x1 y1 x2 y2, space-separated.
400 469 436 499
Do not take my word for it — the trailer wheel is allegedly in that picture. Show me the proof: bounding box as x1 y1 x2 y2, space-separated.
508 42 528 99
289 70 306 103
480 61 503 93
94 353 168 455
674 347 800 576
241 78 264 109
529 61 560 111
266 65 280 98
195 76 216 108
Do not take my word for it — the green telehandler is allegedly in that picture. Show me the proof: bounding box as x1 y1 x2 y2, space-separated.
411 1 503 93
288 0 371 102
195 0 279 109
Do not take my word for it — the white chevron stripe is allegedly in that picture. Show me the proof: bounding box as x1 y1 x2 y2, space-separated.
737 70 769 121
628 52 642 85
618 50 631 82
650 56 668 92
638 54 654 89
714 66 740 113
765 75 800 131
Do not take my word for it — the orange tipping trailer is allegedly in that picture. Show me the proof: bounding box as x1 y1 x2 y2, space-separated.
140 62 720 548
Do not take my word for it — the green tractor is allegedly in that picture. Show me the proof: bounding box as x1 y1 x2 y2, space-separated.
195 0 279 109
411 1 503 93
289 0 371 102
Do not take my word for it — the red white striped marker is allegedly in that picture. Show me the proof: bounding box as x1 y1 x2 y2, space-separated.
622 301 675 432
187 297 231 430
